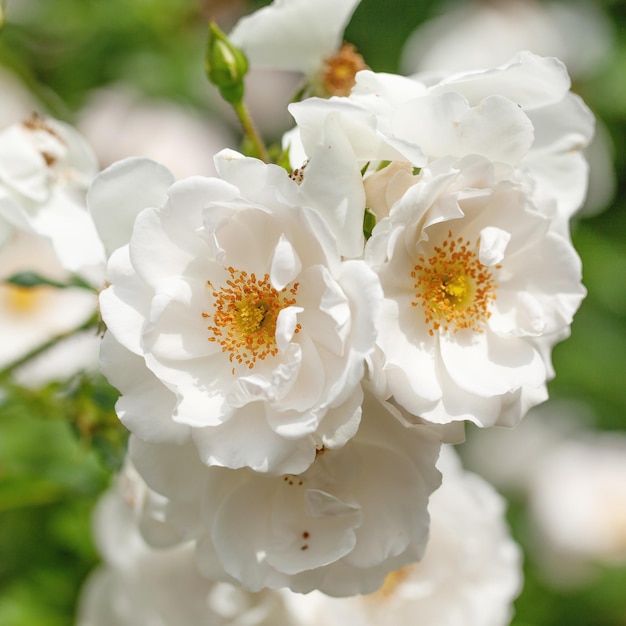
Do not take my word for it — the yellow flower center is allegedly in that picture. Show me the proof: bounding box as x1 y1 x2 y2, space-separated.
321 43 368 96
368 565 412 602
2 284 45 314
203 266 301 374
411 231 498 335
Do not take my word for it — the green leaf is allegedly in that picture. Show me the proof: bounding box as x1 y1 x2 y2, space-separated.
363 208 377 240
5 272 93 291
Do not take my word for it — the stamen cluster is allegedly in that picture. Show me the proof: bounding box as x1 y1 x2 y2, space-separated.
411 232 498 335
203 266 300 372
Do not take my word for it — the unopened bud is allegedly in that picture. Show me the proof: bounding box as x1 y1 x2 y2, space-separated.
205 21 248 104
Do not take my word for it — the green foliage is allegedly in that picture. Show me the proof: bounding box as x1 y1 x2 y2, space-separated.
0 372 124 624
0 0 209 116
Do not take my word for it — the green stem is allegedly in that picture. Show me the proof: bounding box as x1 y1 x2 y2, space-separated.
232 100 270 163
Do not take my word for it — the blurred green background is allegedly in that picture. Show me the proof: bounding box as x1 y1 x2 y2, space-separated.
0 0 625 624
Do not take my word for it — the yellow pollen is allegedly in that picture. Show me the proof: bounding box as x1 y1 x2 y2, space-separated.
202 266 301 373
235 296 270 334
443 274 469 301
411 231 499 335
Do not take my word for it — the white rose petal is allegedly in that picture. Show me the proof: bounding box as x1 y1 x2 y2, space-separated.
229 0 362 75
283 446 522 626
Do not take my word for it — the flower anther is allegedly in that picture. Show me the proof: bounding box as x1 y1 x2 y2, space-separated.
203 266 301 372
321 43 368 96
412 231 498 335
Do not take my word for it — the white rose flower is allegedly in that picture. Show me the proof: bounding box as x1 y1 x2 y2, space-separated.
128 387 444 596
77 462 296 626
283 446 522 626
91 150 381 475
289 52 594 228
0 226 97 370
400 0 614 81
77 85 236 179
365 154 585 427
229 0 368 98
529 432 626 584
0 115 105 282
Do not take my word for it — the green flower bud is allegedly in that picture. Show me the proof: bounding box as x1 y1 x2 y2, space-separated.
205 21 248 105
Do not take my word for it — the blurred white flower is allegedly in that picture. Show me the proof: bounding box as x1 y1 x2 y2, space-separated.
400 0 614 80
0 113 104 376
364 154 585 427
91 149 381 475
11 329 100 388
283 446 522 626
0 114 105 282
0 227 96 370
529 432 626 584
78 86 235 179
459 399 592 494
128 388 444 596
77 461 297 626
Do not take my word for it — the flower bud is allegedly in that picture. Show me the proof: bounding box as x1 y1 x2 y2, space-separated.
205 21 248 104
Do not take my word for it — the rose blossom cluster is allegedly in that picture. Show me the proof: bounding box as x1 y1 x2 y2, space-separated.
87 32 591 606
0 0 595 620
